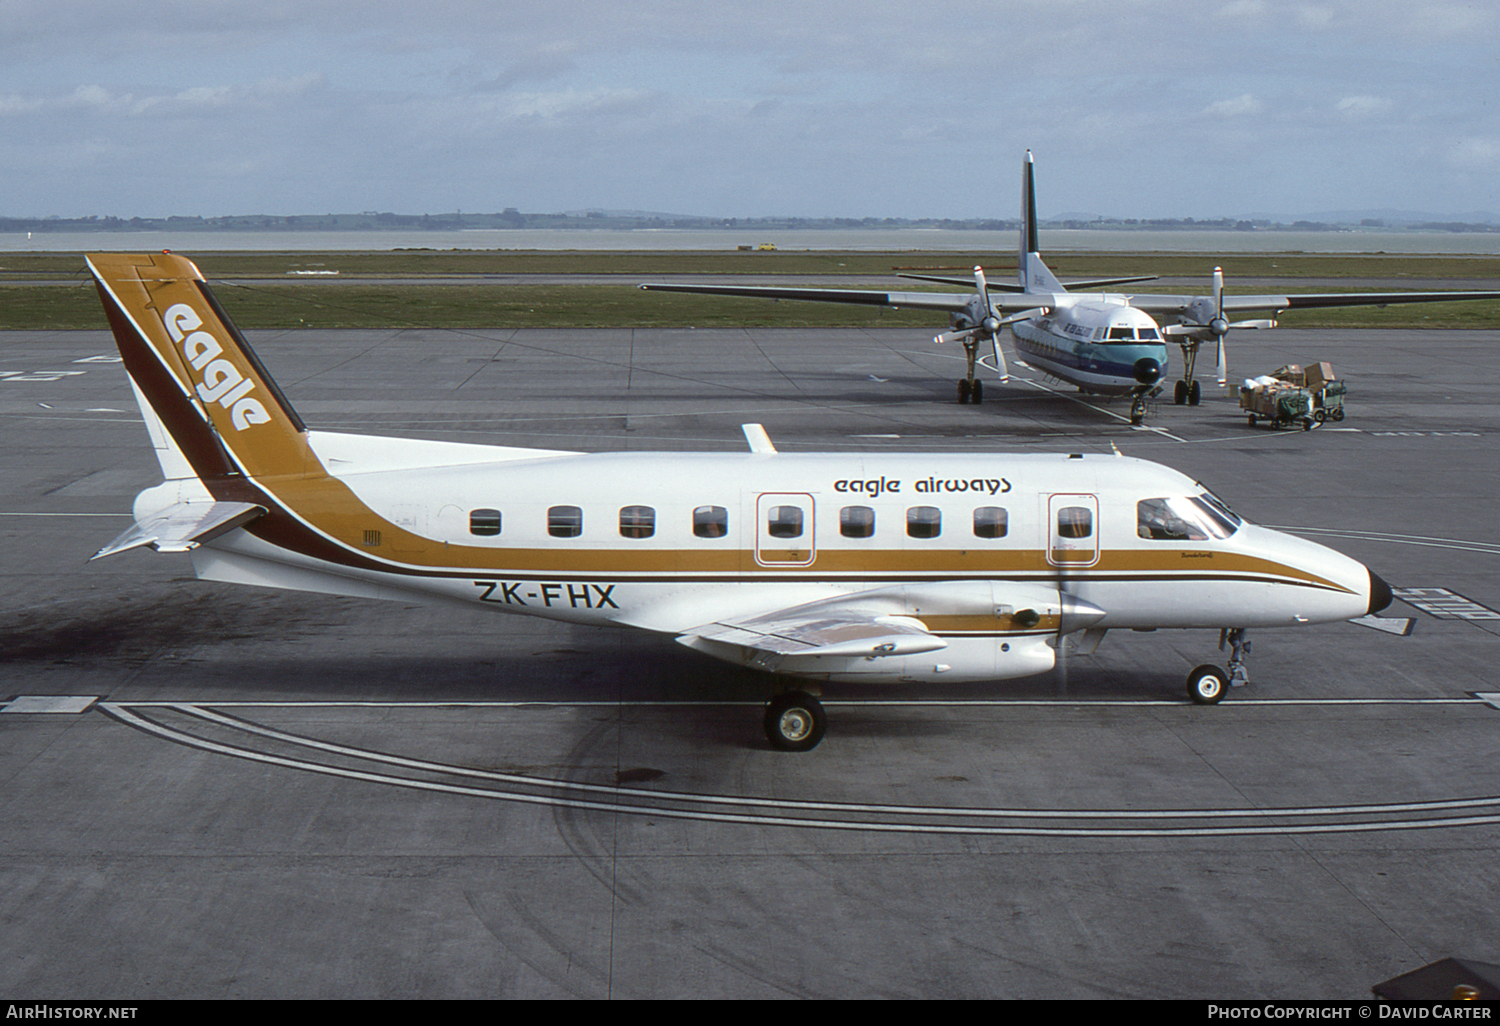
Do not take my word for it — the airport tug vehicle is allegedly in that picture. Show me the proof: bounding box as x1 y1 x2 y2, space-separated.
85 252 1394 751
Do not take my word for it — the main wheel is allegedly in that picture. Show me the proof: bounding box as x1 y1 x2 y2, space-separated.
1186 665 1229 705
957 379 971 404
764 692 827 751
1174 380 1188 405
1188 380 1201 405
970 379 983 404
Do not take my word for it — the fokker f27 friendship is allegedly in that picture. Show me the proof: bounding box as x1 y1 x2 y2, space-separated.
89 251 1395 750
643 152 1500 424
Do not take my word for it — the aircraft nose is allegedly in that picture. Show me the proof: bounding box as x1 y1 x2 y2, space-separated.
1368 570 1393 615
1133 357 1162 385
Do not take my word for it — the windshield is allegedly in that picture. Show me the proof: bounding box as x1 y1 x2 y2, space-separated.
1137 495 1240 541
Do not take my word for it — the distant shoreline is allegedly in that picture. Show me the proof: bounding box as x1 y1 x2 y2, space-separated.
5 227 1500 255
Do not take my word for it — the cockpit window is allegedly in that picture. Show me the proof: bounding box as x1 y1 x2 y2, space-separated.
1137 496 1239 541
1107 327 1135 341
1136 327 1160 340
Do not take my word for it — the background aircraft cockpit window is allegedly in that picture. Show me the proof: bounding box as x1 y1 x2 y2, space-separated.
1137 497 1238 541
973 506 1008 538
840 505 875 538
907 506 941 539
548 505 583 538
1137 327 1160 340
1107 327 1136 341
469 508 501 537
693 505 728 538
767 505 804 539
619 505 655 539
1057 506 1093 539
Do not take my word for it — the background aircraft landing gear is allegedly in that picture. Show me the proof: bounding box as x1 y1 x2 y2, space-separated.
1173 380 1202 405
957 378 983 404
764 690 827 751
1130 395 1148 425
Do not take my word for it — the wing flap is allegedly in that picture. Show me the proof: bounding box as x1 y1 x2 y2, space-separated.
90 501 267 561
684 612 947 658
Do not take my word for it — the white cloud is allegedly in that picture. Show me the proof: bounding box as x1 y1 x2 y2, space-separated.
1203 94 1263 118
1335 95 1392 118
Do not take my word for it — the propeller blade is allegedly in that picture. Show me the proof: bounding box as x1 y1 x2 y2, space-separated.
1213 266 1224 319
991 335 1010 383
1216 336 1226 387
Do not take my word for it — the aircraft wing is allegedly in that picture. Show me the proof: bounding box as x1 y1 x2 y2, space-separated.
681 608 947 658
90 500 267 561
1123 289 1500 316
638 282 1062 316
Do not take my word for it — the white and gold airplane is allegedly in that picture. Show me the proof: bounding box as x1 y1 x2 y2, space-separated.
642 152 1500 425
87 251 1394 750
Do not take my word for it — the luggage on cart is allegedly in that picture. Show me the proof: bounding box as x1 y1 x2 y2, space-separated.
1239 360 1345 430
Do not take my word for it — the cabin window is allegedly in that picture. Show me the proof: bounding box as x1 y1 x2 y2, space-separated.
619 505 655 539
840 505 875 538
548 505 583 538
1056 505 1093 539
973 506 1008 539
907 506 941 539
469 508 501 537
767 505 803 539
693 505 728 538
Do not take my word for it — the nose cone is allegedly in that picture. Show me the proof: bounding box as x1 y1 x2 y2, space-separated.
1368 570 1393 615
1133 357 1162 385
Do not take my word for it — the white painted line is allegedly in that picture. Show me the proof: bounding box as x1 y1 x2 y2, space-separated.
3 695 100 714
111 696 1493 709
95 701 1500 838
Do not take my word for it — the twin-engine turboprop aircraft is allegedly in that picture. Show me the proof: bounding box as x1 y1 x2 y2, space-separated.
642 152 1500 425
88 251 1393 750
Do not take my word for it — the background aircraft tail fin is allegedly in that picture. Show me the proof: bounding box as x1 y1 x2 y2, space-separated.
88 252 318 485
1019 152 1066 294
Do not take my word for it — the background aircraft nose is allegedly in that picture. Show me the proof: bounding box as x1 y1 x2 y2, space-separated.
1369 570 1393 615
1133 357 1162 384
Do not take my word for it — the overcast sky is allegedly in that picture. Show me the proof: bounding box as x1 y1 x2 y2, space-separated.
3 0 1498 220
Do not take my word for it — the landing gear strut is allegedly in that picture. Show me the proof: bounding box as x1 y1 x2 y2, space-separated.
1184 627 1250 705
957 340 983 404
764 688 827 751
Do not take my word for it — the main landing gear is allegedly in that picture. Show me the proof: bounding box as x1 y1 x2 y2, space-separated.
1173 379 1202 406
764 685 827 752
1185 628 1250 705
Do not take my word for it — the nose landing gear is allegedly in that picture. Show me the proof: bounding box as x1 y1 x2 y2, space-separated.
1185 628 1250 705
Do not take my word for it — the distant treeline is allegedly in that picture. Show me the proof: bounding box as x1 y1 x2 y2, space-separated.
4 211 1498 234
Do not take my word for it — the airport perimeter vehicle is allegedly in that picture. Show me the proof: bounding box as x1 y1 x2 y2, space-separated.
641 153 1500 425
86 251 1394 750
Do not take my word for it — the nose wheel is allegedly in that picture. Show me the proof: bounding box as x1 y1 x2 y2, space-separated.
764 690 827 751
1185 628 1251 704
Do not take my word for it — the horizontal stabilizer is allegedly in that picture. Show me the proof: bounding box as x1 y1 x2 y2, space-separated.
90 501 266 561
898 272 1157 293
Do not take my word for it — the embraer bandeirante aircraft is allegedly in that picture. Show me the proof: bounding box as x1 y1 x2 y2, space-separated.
642 152 1500 425
88 251 1393 751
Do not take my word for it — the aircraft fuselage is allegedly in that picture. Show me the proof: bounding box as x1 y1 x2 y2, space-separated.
1009 297 1168 396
